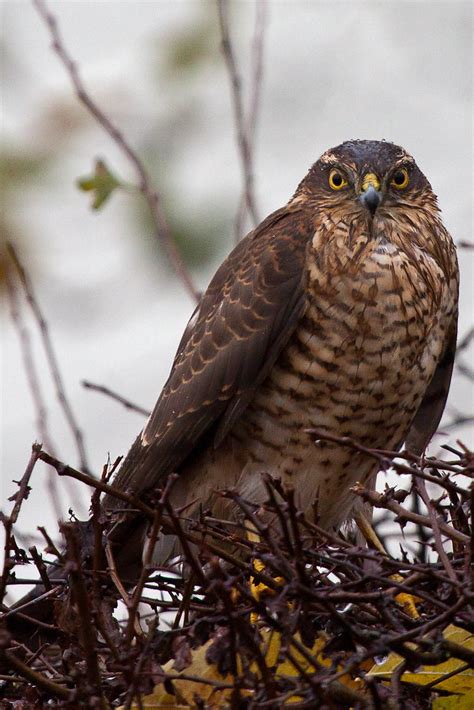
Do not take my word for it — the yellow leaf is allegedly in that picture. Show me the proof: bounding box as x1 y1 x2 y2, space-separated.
121 628 368 708
432 689 474 709
368 625 474 694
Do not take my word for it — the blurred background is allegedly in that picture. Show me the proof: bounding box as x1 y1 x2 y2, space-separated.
1 1 472 553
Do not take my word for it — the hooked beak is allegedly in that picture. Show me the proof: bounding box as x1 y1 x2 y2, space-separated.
359 172 381 216
360 185 381 216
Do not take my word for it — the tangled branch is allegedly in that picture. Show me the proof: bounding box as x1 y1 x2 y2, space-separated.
1 438 472 708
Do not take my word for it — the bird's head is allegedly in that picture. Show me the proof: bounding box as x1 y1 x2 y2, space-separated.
295 139 437 224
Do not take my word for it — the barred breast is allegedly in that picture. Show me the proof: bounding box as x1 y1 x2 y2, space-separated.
152 216 456 566
227 220 455 529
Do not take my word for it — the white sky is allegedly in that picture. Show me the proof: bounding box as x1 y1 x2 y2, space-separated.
1 1 472 557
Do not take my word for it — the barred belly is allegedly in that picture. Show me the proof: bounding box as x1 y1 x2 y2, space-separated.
231 238 450 529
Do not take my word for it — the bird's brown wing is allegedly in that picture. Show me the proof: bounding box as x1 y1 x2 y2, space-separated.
405 317 458 455
104 204 311 509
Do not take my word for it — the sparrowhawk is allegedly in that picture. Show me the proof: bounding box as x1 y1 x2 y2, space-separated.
104 139 459 578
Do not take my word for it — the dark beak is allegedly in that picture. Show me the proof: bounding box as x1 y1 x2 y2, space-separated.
360 185 381 216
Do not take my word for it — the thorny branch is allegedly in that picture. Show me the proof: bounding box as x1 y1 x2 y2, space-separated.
353 485 470 545
0 444 42 605
32 0 199 303
1 439 472 708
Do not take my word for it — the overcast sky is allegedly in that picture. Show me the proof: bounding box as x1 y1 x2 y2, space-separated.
2 1 472 554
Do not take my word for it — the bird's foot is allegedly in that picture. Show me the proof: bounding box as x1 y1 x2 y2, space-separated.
250 558 285 623
390 573 421 619
354 511 420 619
250 557 284 602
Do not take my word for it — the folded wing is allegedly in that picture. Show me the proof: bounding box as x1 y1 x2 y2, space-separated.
104 205 311 509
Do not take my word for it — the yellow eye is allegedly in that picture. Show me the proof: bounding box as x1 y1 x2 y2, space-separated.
329 169 348 190
391 167 409 189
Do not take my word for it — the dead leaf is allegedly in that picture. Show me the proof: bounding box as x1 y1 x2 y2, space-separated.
368 625 474 694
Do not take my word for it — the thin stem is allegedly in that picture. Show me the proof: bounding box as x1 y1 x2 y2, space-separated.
32 0 198 303
218 0 264 239
7 243 90 473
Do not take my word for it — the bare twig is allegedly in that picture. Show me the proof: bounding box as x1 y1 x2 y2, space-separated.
456 361 474 381
1 587 61 620
105 541 133 605
414 477 457 582
6 267 70 519
0 444 42 604
455 327 474 381
7 243 90 473
0 648 71 700
123 478 170 646
38 450 154 519
5 274 57 458
82 380 151 417
308 427 469 494
218 0 266 239
28 547 52 591
32 0 198 303
353 483 470 545
443 413 474 430
37 525 64 561
61 523 106 703
247 1 267 159
3 398 471 706
3 457 473 704
164 499 207 586
456 327 474 353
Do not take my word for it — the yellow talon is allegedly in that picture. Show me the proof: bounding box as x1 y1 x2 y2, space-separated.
354 511 421 619
246 526 284 622
393 591 420 619
249 557 285 622
390 573 421 619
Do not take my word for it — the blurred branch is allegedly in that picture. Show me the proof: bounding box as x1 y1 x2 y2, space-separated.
443 412 474 430
456 362 474 381
218 0 267 239
0 648 71 701
32 0 199 303
248 1 266 154
455 327 474 380
6 274 57 457
1 587 61 620
6 270 64 519
457 327 474 352
7 243 90 474
82 380 151 417
414 477 457 582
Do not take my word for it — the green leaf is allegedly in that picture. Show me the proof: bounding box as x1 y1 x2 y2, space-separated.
77 159 121 210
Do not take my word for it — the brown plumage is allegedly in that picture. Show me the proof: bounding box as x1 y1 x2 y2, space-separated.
104 139 458 575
